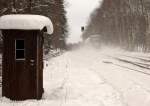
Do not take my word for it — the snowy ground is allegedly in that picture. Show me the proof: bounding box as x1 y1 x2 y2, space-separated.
0 46 150 106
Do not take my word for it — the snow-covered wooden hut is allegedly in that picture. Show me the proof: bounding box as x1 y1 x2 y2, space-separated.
0 14 53 100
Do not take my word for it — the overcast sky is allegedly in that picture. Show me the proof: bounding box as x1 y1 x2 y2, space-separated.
66 0 102 43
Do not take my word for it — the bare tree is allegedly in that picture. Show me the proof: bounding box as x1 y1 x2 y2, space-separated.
83 0 150 52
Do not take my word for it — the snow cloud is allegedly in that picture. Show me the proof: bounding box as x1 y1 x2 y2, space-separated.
66 0 102 43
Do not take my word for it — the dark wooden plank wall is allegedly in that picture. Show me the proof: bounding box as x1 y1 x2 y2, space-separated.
2 30 14 98
37 31 44 99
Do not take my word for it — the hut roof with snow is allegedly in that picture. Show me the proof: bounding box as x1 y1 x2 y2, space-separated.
0 14 53 34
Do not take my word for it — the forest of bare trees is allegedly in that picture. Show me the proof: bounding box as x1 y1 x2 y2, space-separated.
83 0 150 52
0 0 68 53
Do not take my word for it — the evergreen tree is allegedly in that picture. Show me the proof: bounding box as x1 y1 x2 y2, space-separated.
0 0 68 53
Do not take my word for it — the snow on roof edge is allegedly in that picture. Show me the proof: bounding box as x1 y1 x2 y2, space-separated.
0 14 54 34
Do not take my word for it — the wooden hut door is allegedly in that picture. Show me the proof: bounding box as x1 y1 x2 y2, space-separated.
25 34 37 98
15 33 37 99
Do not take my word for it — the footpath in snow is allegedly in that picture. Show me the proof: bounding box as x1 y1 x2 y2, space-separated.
0 46 150 106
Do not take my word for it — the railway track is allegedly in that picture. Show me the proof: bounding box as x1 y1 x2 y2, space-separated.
104 54 150 76
109 56 150 70
118 54 150 63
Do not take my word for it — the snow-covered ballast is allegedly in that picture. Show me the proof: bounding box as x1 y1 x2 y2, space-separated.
0 15 54 100
0 14 53 34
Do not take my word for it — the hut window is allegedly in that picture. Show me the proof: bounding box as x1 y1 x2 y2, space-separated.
15 40 25 60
